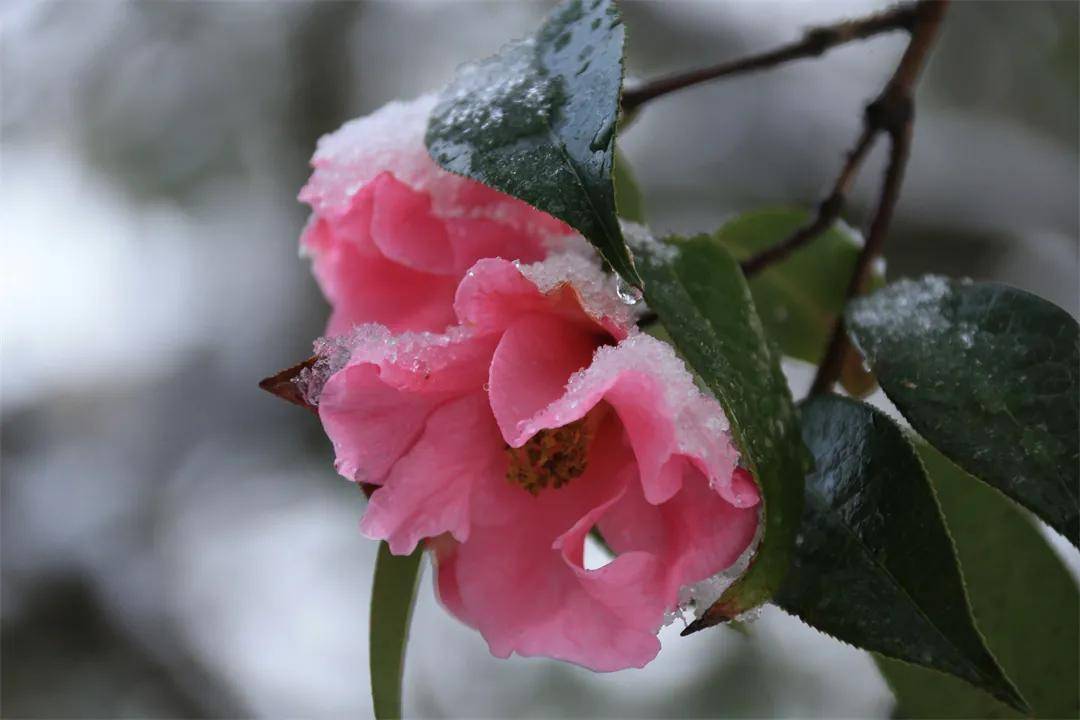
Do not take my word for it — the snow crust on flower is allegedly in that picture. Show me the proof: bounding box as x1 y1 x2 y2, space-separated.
515 333 756 509
296 94 592 337
301 93 567 239
538 229 596 261
299 247 628 408
297 323 482 406
454 255 635 344
663 510 764 626
516 250 639 332
620 219 678 263
302 95 443 218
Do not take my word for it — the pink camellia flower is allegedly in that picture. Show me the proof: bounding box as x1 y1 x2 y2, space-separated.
302 249 761 671
299 95 571 336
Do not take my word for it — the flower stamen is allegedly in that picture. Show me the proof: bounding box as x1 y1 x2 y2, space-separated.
506 417 593 495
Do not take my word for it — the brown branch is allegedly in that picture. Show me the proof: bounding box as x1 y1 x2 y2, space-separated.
809 0 948 396
620 3 917 113
741 125 877 277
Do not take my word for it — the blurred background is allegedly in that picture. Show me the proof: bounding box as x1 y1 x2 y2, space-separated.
2 1 1077 717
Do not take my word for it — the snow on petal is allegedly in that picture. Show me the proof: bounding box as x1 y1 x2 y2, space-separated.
298 95 570 335
515 333 757 509
311 324 497 484
597 463 761 622
454 254 635 338
487 313 605 444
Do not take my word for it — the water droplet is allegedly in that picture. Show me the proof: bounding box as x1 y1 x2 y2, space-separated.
615 276 642 305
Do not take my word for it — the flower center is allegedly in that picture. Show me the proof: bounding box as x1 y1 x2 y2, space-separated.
506 417 594 495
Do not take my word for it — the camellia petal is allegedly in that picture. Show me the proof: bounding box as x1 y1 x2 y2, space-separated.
306 219 460 335
514 334 755 510
367 173 455 275
298 95 568 335
360 392 505 555
488 313 609 444
433 418 668 670
454 256 634 338
318 362 437 484
315 325 498 482
598 464 761 609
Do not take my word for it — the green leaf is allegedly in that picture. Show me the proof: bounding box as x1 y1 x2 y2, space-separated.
426 0 640 287
777 394 1026 713
718 208 883 366
370 542 424 720
877 444 1080 718
846 276 1080 545
612 151 645 223
628 229 808 625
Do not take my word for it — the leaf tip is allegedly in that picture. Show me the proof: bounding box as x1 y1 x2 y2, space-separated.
679 599 742 637
995 678 1032 717
259 355 318 412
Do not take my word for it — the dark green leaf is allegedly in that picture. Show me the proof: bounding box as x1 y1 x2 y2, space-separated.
718 208 883 366
612 151 645 223
426 0 639 286
877 444 1080 718
846 276 1079 545
628 228 808 625
370 542 424 720
778 395 1026 713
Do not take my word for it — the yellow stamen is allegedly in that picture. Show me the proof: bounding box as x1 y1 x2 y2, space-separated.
506 417 594 495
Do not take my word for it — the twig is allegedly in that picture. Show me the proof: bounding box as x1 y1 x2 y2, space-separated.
809 0 948 395
620 3 917 113
741 125 877 277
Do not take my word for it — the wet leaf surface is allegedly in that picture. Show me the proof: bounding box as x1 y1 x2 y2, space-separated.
847 277 1079 545
779 395 1026 713
876 443 1080 718
612 150 645 223
629 228 808 626
426 0 639 286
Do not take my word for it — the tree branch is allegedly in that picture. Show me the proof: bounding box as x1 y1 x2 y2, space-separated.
620 3 917 113
809 0 948 396
741 124 877 278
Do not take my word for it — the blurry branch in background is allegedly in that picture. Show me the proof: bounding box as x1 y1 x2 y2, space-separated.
810 0 949 395
738 127 877 278
620 2 917 112
624 0 949 395
619 1 943 282
737 0 946 286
